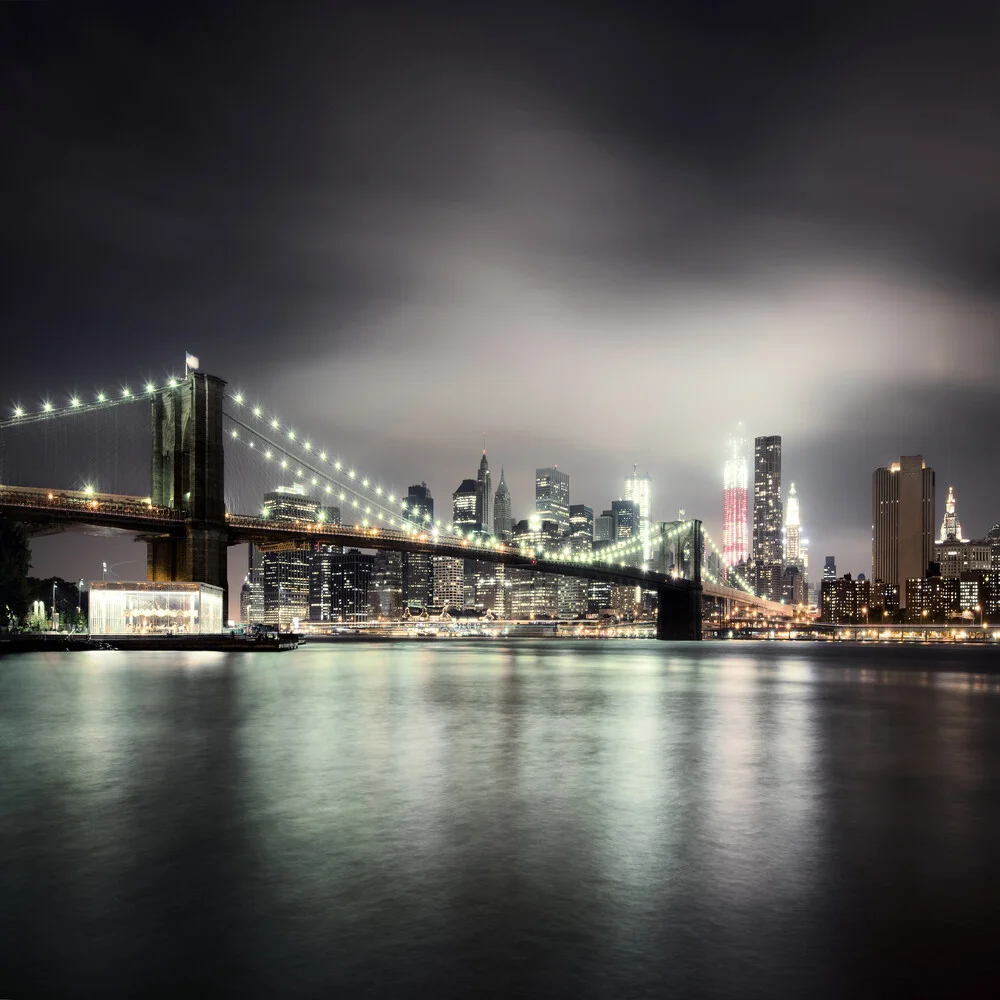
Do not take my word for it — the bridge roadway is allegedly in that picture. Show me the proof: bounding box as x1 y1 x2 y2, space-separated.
0 484 792 617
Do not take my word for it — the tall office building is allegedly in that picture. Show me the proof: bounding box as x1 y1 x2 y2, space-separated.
752 435 783 600
624 466 652 562
493 467 513 539
432 555 465 609
453 479 478 530
938 485 967 542
261 484 319 627
611 499 639 542
402 483 434 609
872 455 935 609
784 482 801 564
723 427 750 566
823 556 837 580
594 510 615 542
476 451 493 536
569 504 594 540
535 467 570 532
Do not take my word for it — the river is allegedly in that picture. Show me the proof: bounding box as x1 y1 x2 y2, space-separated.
2 640 998 997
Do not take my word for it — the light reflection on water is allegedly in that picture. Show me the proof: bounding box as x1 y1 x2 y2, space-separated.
1 640 998 998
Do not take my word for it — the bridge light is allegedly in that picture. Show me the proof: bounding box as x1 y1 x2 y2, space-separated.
271 418 280 429
352 499 358 507
304 441 311 451
146 382 156 394
84 484 94 495
311 476 318 486
231 429 238 438
167 377 177 388
96 391 106 402
348 470 356 479
248 441 254 449
121 387 132 398
13 405 23 417
70 396 81 408
264 449 272 459
362 478 369 488
319 451 327 461
339 492 345 501
280 459 288 469
288 430 295 440
233 392 244 405
295 469 302 478
375 487 382 496
324 485 331 493
42 400 53 412
317 511 326 522
334 460 342 471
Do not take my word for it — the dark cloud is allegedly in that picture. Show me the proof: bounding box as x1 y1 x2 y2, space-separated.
3 1 1000 589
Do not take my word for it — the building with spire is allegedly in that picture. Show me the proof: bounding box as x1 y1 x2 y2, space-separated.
493 467 512 539
723 426 750 567
476 448 493 535
938 485 967 542
784 482 801 564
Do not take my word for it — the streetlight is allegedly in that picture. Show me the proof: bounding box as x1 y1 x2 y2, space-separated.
51 580 58 631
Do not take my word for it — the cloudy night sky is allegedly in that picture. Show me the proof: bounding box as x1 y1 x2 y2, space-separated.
2 2 999 598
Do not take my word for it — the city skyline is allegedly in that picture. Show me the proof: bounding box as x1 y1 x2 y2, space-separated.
4 5 1000 587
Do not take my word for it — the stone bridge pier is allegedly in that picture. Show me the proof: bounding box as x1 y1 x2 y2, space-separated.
147 372 229 613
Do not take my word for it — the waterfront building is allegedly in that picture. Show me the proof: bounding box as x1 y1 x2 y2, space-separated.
369 550 403 620
432 555 465 609
535 467 570 532
624 466 652 562
475 450 493 535
820 575 870 625
493 467 513 539
752 435 783 601
872 456 935 609
723 426 750 566
905 574 960 623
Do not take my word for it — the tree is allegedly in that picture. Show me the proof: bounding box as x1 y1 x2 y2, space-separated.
0 515 32 630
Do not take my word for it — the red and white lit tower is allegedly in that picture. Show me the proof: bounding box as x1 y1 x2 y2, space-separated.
723 426 750 567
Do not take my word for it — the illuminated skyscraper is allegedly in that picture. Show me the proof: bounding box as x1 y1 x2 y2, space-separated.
475 450 493 535
723 427 750 567
938 485 967 542
535 467 569 532
493 467 512 539
784 482 801 564
872 455 935 609
624 465 652 562
752 435 783 601
453 479 478 530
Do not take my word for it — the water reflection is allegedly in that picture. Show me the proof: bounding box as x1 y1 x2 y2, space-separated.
1 641 998 997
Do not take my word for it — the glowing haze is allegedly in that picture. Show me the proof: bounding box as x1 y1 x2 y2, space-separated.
2 3 999 589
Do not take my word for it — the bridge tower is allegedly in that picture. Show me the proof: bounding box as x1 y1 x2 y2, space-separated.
656 519 703 640
147 372 229 609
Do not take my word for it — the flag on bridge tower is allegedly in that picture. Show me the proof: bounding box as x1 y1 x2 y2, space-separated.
185 353 199 372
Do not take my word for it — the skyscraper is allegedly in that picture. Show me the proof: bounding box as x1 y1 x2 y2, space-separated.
493 467 512 539
723 427 750 566
453 479 478 529
475 450 493 535
611 499 639 543
938 485 967 542
784 482 801 564
872 455 935 609
402 483 434 609
261 484 319 627
752 435 783 600
624 466 652 562
535 467 569 532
